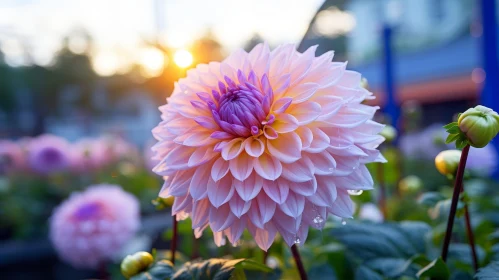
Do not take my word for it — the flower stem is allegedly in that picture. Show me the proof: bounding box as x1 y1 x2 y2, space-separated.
441 144 470 262
376 163 387 219
463 203 479 271
263 250 269 264
291 245 308 280
171 214 178 264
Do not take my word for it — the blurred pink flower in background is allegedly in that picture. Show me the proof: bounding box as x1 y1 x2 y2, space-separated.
0 140 26 173
358 203 384 223
27 134 70 175
49 184 140 269
152 43 384 251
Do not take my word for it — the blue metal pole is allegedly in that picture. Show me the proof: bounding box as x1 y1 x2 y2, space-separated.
479 0 499 178
382 25 400 133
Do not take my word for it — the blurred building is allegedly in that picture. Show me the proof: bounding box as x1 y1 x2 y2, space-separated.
299 0 488 126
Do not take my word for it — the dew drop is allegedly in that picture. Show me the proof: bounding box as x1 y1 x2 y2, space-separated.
313 215 324 224
341 219 347 226
294 237 301 244
348 189 363 196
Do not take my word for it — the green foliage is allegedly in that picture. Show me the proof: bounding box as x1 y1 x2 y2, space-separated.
444 122 469 149
416 257 450 279
475 262 499 279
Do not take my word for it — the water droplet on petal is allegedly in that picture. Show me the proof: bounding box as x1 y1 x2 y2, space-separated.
294 237 301 244
341 219 347 225
313 215 324 224
348 189 363 196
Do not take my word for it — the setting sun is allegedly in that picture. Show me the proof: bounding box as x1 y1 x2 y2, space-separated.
173 49 193 68
139 47 166 78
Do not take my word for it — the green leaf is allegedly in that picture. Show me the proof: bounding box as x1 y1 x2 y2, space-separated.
131 260 175 280
445 133 460 144
355 266 383 280
416 257 450 279
308 264 337 280
418 192 446 207
171 258 273 280
475 261 499 279
446 126 460 134
443 122 458 130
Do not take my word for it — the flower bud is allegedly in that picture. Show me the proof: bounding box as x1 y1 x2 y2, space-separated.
121 251 154 279
399 175 423 194
458 105 499 148
380 125 397 143
435 150 461 176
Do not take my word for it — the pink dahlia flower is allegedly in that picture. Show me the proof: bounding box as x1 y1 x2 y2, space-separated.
49 184 140 269
0 140 26 173
28 134 70 175
152 43 385 250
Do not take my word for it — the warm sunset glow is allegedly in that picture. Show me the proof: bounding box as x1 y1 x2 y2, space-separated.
139 47 166 78
173 49 193 68
92 51 120 76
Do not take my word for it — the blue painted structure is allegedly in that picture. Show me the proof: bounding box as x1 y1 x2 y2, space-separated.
480 0 499 178
382 25 400 131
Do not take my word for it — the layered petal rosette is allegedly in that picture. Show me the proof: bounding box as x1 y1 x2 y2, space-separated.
152 43 385 250
49 184 140 268
28 134 70 175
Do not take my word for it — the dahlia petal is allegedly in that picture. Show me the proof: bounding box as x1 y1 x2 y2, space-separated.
306 152 336 175
281 157 314 182
209 203 236 232
188 147 216 167
263 126 278 139
330 155 360 176
164 170 192 197
338 70 362 87
288 101 321 125
272 97 293 114
273 74 291 98
210 131 233 140
328 190 354 218
335 165 374 190
290 45 317 84
307 176 337 207
287 83 319 104
314 96 343 121
279 192 305 218
327 107 373 128
234 173 263 201
272 113 299 133
263 179 289 204
267 132 302 163
221 138 244 160
161 146 195 170
253 153 282 180
211 157 230 181
226 217 246 245
248 193 276 228
191 199 210 228
229 194 252 218
195 116 219 130
229 152 254 181
253 222 277 251
288 177 317 196
189 167 210 201
304 127 330 153
213 231 227 246
244 137 265 157
295 126 313 149
172 193 191 215
207 175 235 208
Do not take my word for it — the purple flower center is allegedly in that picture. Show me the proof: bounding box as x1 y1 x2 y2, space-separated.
73 201 102 220
191 70 275 137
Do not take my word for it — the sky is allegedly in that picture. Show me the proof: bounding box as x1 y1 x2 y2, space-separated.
0 0 324 74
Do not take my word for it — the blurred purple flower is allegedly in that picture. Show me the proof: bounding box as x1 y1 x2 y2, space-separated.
28 135 70 175
50 184 140 269
468 144 497 176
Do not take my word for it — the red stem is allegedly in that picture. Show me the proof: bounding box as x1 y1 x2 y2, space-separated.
171 215 178 264
441 145 470 262
291 245 308 280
